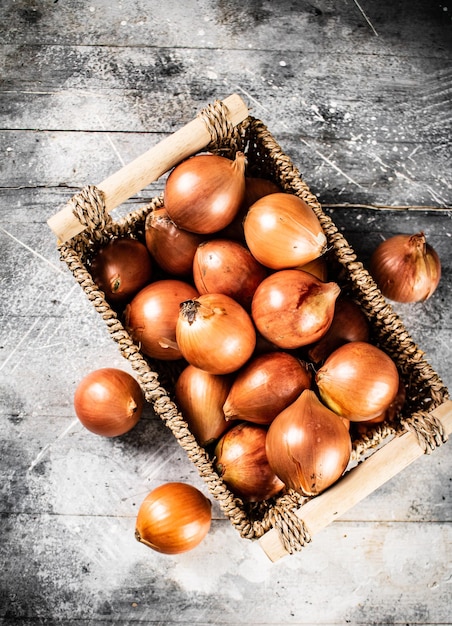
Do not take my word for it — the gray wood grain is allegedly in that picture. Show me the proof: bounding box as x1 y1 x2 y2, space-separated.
1 1 451 624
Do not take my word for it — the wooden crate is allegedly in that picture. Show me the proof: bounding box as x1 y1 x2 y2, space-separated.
48 94 451 561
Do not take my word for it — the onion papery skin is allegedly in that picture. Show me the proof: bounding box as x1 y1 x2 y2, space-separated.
90 238 153 305
223 352 312 425
253 333 282 356
135 483 212 554
219 177 282 241
296 256 329 282
124 279 198 360
315 341 400 422
307 296 370 364
266 389 352 496
145 207 205 276
354 379 406 435
193 239 267 310
214 423 285 502
176 293 256 375
175 365 231 447
369 232 441 302
251 269 341 349
243 193 327 269
164 152 246 234
74 368 144 437
243 177 282 209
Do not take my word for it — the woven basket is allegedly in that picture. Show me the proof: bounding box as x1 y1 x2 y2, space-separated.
51 96 450 560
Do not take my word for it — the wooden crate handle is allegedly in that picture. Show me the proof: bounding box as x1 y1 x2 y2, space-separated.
259 399 452 562
47 93 249 243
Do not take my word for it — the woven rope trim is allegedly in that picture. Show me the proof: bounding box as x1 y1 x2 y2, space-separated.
57 113 449 550
266 494 311 554
198 99 237 151
69 185 109 232
401 410 448 453
198 100 241 152
351 422 397 461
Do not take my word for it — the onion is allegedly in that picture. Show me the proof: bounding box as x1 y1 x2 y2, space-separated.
74 368 144 437
145 207 204 276
251 269 340 349
354 379 406 435
243 177 282 209
307 296 370 363
193 239 267 310
315 341 400 422
369 232 441 302
296 256 329 281
164 152 246 234
266 389 352 496
219 177 282 241
175 364 231 447
124 279 198 360
176 293 256 375
243 193 327 269
214 423 284 502
90 238 152 305
135 483 212 554
223 352 312 425
253 333 281 356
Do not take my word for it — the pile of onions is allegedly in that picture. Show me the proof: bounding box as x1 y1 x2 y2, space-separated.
83 151 422 510
74 368 144 437
369 232 441 302
219 177 281 241
135 483 212 554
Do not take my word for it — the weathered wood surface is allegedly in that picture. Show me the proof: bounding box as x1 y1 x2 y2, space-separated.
1 1 451 624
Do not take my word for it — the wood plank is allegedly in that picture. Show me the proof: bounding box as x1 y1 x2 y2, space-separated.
2 44 451 138
1 128 450 210
1 515 451 624
2 38 451 209
1 0 450 57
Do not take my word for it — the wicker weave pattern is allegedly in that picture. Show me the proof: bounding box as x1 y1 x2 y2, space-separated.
57 101 449 551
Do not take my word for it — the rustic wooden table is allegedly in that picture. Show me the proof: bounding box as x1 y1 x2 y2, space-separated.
1 1 451 624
